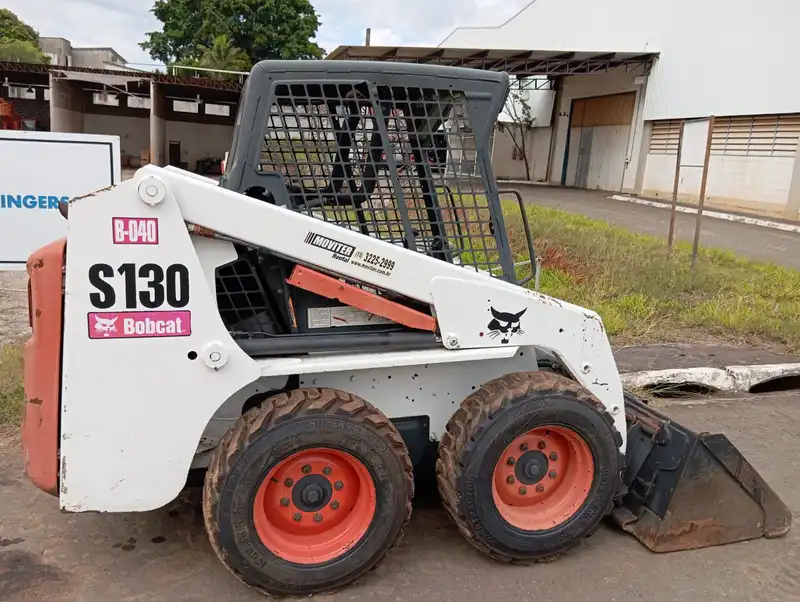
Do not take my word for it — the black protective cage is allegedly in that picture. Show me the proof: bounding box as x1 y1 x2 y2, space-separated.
220 60 518 281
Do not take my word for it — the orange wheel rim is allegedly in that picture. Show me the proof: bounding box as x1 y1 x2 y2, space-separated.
492 426 594 531
252 448 377 564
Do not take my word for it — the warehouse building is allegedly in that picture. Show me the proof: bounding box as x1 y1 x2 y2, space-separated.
442 0 800 218
332 0 800 219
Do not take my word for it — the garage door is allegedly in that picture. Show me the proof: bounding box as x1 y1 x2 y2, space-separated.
565 92 636 191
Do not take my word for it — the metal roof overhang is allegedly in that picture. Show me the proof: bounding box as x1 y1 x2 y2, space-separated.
326 45 657 78
0 61 245 93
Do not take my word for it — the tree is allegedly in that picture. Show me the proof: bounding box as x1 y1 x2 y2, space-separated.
496 81 536 181
198 35 251 75
0 9 40 46
140 0 324 66
0 9 48 64
0 40 48 64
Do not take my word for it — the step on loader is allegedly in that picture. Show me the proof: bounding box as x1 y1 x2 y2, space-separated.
21 60 791 597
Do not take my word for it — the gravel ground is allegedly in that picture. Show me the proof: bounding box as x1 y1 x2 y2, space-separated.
0 271 29 346
2 392 799 602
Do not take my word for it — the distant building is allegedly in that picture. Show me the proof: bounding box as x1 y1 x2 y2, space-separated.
40 37 127 70
439 0 800 218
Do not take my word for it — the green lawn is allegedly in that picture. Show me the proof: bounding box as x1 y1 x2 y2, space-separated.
503 201 800 350
0 342 23 427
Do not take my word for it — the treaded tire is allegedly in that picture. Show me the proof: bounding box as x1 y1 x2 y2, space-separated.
203 388 413 597
437 371 623 563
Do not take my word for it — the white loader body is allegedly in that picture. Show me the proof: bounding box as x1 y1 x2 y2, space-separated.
57 165 624 513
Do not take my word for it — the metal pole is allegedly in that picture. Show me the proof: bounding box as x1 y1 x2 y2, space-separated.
667 120 685 253
690 116 715 270
365 28 371 46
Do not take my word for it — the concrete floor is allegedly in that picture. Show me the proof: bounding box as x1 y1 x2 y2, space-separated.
2 392 799 602
512 185 800 270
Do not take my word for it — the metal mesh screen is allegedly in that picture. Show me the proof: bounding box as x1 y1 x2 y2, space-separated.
215 258 274 333
257 81 504 278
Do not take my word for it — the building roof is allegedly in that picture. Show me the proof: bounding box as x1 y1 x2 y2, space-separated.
0 61 245 92
72 47 129 65
326 45 657 77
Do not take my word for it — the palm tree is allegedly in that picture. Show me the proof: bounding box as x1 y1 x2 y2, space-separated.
197 35 251 77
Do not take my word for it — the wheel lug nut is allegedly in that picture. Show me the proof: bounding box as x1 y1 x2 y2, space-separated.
314 513 323 523
284 478 294 487
506 475 515 484
334 481 344 490
549 470 557 479
331 501 340 510
302 465 312 474
293 513 302 522
550 452 558 461
323 466 332 475
519 486 527 495
280 498 290 507
507 457 516 466
538 440 547 450
520 443 529 452
536 484 545 493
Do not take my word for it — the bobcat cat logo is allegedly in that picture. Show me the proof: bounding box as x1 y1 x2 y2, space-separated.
93 315 118 337
487 307 527 344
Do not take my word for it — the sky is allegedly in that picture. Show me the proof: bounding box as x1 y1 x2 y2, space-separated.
3 0 532 69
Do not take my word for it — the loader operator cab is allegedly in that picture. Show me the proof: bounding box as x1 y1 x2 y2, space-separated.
216 61 535 356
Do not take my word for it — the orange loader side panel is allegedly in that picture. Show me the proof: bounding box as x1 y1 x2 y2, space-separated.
21 238 66 496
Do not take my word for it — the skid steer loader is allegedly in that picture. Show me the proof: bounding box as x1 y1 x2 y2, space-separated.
21 60 790 597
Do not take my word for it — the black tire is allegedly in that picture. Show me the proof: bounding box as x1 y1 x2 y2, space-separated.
437 371 623 563
203 388 413 597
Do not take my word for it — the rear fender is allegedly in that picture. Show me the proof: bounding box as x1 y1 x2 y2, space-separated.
21 238 66 496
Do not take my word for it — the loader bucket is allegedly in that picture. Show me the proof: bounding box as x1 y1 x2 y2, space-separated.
613 394 792 552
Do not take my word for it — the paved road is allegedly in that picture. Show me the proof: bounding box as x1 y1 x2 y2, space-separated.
2 392 799 602
512 186 800 270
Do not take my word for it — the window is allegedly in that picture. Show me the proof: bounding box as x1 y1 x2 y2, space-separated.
7 86 36 100
649 119 682 155
93 92 119 106
127 96 151 110
173 100 199 113
712 114 800 157
205 103 230 117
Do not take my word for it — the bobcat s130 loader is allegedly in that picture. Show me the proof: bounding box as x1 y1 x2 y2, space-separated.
21 60 791 597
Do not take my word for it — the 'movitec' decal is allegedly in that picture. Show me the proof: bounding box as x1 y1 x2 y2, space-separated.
112 217 159 245
304 232 355 262
88 311 192 339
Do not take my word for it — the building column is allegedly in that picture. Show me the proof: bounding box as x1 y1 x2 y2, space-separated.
49 74 85 133
149 81 167 166
785 139 800 219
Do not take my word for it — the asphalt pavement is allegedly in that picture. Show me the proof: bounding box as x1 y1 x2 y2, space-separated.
512 186 800 270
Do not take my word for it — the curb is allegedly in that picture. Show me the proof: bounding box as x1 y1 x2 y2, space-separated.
608 194 800 234
621 363 800 393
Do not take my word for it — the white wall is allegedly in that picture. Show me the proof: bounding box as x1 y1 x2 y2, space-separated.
492 124 551 181
641 118 795 214
164 121 233 169
643 153 795 214
84 114 149 166
441 0 800 121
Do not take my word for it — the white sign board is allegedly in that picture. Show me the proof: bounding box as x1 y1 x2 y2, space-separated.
0 131 121 270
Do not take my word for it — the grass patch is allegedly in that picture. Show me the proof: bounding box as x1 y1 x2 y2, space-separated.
503 201 800 350
0 341 24 427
